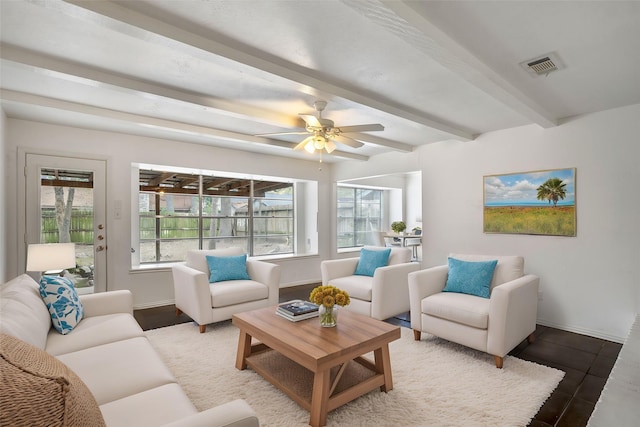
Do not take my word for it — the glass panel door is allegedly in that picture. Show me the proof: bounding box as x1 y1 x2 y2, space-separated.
26 154 107 293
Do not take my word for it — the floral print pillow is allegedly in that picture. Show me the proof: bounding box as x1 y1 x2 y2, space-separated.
39 276 84 334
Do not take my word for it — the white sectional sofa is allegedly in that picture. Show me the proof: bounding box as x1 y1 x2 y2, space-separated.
0 274 259 427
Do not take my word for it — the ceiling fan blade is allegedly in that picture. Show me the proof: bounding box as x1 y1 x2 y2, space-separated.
254 131 308 137
331 135 364 148
325 140 337 153
294 135 315 151
299 114 322 128
335 124 384 133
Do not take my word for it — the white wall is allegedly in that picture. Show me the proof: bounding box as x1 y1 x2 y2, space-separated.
337 103 640 342
5 119 334 308
5 104 638 340
405 171 422 231
0 109 6 282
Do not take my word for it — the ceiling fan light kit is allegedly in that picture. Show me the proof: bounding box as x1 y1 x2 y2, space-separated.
302 135 336 154
260 101 384 155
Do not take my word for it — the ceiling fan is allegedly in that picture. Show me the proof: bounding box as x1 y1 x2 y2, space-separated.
257 101 384 154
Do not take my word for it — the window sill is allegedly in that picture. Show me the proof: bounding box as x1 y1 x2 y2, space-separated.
337 247 362 254
130 252 319 273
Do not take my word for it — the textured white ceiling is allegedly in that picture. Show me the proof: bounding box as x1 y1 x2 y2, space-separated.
1 0 639 162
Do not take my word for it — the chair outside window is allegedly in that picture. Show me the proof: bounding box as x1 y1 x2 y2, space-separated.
404 229 422 261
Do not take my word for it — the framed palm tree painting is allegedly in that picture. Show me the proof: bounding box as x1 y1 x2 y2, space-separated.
483 168 576 236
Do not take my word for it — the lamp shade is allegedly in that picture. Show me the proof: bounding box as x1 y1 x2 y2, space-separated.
26 243 76 272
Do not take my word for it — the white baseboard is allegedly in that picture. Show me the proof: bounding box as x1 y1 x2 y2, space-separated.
134 299 175 310
537 318 625 344
279 279 321 288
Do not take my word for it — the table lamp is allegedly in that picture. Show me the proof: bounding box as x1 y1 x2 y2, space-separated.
26 243 76 276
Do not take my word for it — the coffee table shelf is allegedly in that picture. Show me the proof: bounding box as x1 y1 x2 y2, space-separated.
246 348 381 412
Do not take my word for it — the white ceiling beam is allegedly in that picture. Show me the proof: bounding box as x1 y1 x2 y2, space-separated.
0 89 369 161
349 133 414 152
372 0 557 128
63 0 474 141
6 45 409 154
0 43 299 129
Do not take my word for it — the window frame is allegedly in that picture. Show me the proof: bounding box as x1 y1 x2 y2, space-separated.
337 185 383 249
132 164 312 268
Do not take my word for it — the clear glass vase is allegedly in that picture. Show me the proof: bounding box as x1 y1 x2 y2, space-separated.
319 304 338 327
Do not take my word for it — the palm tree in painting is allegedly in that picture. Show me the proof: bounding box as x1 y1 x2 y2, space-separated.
536 178 567 207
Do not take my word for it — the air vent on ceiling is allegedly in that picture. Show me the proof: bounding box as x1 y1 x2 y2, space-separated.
520 52 564 77
528 57 557 75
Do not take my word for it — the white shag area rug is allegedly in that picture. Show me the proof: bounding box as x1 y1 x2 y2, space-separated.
145 321 564 427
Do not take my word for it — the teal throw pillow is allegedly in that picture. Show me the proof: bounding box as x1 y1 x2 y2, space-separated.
354 248 391 277
443 257 498 298
206 254 251 283
39 276 85 335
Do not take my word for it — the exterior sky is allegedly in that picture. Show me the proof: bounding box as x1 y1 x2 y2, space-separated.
484 168 576 206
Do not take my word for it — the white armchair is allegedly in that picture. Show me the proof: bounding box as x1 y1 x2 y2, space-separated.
409 254 539 368
172 247 281 333
321 246 420 320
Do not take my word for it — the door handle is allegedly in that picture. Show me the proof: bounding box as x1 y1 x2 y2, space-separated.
96 245 105 252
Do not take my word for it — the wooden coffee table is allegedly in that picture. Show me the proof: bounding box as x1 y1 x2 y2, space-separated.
233 306 401 427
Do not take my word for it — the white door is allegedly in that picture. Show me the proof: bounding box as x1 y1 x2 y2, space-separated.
25 154 107 293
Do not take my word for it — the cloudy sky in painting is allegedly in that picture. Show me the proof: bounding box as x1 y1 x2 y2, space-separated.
484 168 575 206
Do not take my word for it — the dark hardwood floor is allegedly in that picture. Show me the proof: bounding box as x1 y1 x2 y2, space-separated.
134 283 621 427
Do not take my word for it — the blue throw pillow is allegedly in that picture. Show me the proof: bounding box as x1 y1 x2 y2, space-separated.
39 276 84 335
443 257 498 298
354 248 391 277
206 254 251 283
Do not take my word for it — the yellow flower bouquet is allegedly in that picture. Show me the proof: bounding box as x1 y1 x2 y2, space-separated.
310 285 350 327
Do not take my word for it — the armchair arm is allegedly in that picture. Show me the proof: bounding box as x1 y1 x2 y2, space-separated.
408 265 449 330
246 259 281 305
79 290 133 317
487 274 539 357
171 263 213 326
370 262 421 320
161 399 259 427
320 258 359 285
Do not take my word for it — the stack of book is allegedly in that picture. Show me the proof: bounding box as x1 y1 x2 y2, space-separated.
276 299 319 322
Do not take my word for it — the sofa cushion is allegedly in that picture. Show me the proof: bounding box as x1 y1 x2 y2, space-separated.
39 276 84 335
329 275 374 302
0 274 52 349
56 337 176 405
46 313 145 356
185 247 244 274
449 254 524 289
354 248 391 276
99 383 197 427
206 254 250 282
443 257 498 298
0 333 106 427
422 292 490 329
210 280 269 308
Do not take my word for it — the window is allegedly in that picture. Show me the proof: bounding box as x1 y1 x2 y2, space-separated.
133 165 315 266
337 186 383 248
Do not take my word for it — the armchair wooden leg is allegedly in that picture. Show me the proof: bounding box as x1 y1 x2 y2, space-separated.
494 355 504 369
413 330 422 341
527 332 535 344
199 324 206 333
176 308 182 316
